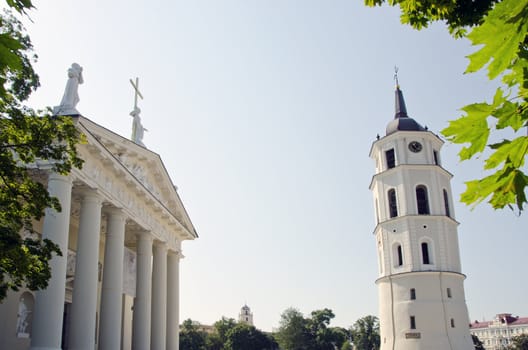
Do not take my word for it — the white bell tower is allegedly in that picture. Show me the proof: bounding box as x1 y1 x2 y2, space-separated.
369 80 473 350
239 304 254 326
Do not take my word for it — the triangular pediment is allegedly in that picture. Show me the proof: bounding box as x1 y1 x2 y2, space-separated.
75 116 197 239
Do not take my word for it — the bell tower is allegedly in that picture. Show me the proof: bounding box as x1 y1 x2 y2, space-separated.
369 79 473 349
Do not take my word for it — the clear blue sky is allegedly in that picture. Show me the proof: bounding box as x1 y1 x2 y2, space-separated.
20 0 527 332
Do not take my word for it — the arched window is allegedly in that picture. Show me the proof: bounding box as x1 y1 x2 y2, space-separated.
397 245 403 266
421 242 431 264
410 288 416 300
416 185 430 214
443 189 450 217
388 189 398 218
451 318 455 328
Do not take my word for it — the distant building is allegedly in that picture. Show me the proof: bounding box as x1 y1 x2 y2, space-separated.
470 313 528 349
239 305 254 326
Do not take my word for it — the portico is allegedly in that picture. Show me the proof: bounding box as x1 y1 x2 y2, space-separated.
18 115 197 350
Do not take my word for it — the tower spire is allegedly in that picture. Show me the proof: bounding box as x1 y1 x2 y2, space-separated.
394 67 408 119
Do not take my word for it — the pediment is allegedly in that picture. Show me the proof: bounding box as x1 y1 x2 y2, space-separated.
75 116 197 239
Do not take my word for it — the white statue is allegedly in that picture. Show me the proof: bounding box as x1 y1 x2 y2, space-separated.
130 107 147 146
16 297 31 336
53 63 84 115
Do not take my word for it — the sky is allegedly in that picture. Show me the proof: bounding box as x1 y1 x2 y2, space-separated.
13 0 528 332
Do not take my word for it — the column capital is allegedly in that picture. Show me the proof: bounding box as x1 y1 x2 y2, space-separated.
153 240 168 251
48 172 72 184
104 206 126 219
136 231 153 242
168 249 183 259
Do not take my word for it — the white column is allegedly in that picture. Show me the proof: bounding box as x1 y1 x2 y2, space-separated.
68 190 102 350
166 251 181 350
151 242 168 350
30 174 72 350
99 208 126 350
132 233 153 350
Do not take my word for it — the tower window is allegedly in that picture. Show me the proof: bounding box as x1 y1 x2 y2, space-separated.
410 288 416 300
443 189 451 217
410 316 416 329
451 318 455 328
416 186 430 215
386 149 395 169
397 245 403 266
421 242 431 265
447 288 452 298
433 150 439 165
388 189 398 218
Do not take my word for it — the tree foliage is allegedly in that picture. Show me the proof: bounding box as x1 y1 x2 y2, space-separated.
365 0 528 212
0 3 83 301
224 324 275 350
275 307 348 350
364 0 498 36
472 334 485 350
179 319 208 350
508 334 528 350
350 315 380 350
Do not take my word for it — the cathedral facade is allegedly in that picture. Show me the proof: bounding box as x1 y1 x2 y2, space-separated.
0 115 197 350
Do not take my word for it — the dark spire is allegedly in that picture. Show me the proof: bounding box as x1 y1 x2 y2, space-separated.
394 67 408 119
385 68 425 135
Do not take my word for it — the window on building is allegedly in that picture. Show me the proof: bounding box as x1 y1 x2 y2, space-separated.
410 316 416 329
447 288 452 298
397 245 403 266
388 189 398 218
443 189 451 217
410 288 416 300
451 318 455 328
421 242 431 264
433 150 439 165
416 186 430 214
386 149 395 169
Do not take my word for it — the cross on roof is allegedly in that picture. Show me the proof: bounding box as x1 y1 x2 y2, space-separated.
130 77 143 110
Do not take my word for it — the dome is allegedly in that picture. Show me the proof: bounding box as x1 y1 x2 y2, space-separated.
386 116 425 135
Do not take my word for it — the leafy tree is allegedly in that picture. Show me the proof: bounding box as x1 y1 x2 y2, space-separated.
224 323 274 350
341 341 353 350
472 334 485 350
0 3 83 300
365 0 528 212
508 334 528 350
213 316 238 344
307 309 347 350
350 315 380 350
179 319 208 350
275 307 348 350
275 308 313 350
205 332 223 350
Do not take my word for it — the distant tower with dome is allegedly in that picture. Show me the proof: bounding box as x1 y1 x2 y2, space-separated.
238 304 254 326
369 76 473 349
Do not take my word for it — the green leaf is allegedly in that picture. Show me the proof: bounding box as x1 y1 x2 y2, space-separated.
466 0 528 79
441 103 491 160
486 136 528 169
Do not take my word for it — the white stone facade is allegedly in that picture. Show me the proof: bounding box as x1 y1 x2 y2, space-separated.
370 87 473 349
0 116 197 350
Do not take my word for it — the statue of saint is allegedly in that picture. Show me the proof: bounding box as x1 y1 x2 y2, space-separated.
16 297 31 336
130 107 147 146
53 63 84 115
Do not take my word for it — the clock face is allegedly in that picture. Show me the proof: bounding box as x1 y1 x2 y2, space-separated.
408 141 423 153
